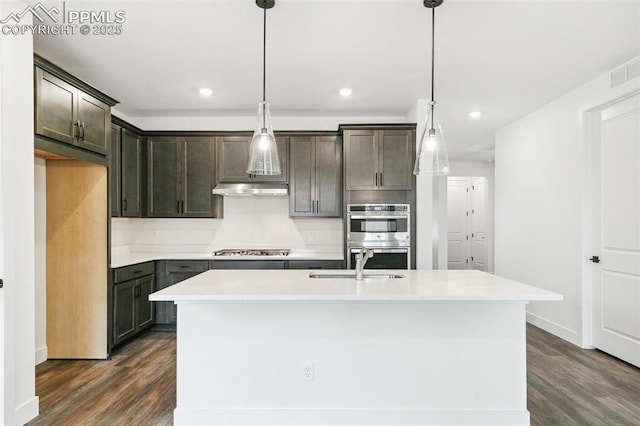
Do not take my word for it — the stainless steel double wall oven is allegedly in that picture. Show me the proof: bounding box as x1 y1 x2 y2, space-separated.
346 204 411 269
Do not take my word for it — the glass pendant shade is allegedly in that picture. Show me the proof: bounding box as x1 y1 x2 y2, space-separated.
414 102 450 176
247 101 281 175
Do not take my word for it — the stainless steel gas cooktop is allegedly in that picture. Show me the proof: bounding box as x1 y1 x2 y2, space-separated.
213 249 291 257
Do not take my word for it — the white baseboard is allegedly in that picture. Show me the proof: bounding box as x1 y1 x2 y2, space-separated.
174 408 530 425
526 312 581 346
35 346 48 365
14 396 39 425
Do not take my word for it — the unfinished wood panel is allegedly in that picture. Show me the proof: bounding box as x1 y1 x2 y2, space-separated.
47 159 108 359
34 149 70 160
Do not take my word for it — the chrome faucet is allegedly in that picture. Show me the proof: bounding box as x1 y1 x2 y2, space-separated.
354 249 374 280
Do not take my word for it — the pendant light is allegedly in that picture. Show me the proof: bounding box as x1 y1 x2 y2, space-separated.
247 0 281 175
414 0 450 176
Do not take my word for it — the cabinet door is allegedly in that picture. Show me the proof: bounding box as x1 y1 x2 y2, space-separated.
344 130 378 190
183 137 215 217
121 129 142 217
113 280 136 345
109 124 121 217
253 137 288 183
35 68 77 145
77 92 109 155
217 136 288 183
135 275 154 329
217 137 252 182
290 137 315 217
167 271 203 323
316 136 341 217
378 130 413 190
147 137 180 217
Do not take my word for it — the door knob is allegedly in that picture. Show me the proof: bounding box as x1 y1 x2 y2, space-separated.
589 256 600 263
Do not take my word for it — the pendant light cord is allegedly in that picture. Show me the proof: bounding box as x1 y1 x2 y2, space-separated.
262 6 267 103
431 1 435 104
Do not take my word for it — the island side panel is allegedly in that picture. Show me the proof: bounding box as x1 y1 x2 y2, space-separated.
174 301 529 425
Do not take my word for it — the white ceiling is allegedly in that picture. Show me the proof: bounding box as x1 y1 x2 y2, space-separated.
34 0 640 161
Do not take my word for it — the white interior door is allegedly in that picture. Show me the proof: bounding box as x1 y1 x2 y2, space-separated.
0 22 5 422
0 130 4 426
592 94 640 368
447 178 469 269
470 178 487 271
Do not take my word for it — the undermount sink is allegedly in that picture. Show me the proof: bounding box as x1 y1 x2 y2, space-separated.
308 272 405 279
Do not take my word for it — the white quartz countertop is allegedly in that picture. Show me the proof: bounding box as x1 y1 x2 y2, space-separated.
111 250 343 268
149 269 563 303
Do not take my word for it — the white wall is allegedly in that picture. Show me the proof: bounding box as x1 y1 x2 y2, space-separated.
495 56 640 346
112 197 343 255
0 6 39 423
34 158 47 365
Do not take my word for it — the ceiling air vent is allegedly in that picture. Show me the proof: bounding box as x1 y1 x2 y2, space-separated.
610 58 640 89
626 58 640 81
611 66 626 88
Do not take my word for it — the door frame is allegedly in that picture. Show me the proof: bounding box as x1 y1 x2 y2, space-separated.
580 89 640 349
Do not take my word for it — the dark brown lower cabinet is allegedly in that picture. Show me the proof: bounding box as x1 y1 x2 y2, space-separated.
286 260 344 269
150 258 343 331
113 263 154 346
209 260 286 269
154 260 210 329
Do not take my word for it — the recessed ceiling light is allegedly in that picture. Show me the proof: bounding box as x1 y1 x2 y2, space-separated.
339 88 352 97
199 88 213 96
468 111 482 118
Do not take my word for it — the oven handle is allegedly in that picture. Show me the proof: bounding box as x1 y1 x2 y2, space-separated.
348 215 409 220
349 247 409 254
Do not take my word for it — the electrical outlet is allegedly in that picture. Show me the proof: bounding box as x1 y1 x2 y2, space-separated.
301 362 314 382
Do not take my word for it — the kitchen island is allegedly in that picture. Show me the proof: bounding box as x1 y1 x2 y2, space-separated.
150 269 561 425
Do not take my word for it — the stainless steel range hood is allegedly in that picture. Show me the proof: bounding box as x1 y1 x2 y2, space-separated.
211 183 288 197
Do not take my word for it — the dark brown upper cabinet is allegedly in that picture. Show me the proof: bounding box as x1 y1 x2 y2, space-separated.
343 129 414 191
109 123 122 217
216 136 288 183
35 67 111 155
289 136 341 217
147 136 217 218
121 128 142 217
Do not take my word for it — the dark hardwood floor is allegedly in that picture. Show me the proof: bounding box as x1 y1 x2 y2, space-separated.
27 331 176 426
527 324 640 426
27 325 640 425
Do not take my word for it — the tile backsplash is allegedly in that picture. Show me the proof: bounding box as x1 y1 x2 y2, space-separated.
112 197 343 254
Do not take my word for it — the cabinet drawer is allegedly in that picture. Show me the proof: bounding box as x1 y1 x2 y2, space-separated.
287 260 344 270
210 260 285 270
113 261 154 283
166 260 209 273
